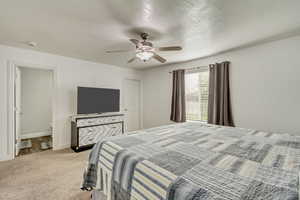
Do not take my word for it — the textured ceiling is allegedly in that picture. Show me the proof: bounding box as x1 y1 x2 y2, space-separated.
0 0 300 69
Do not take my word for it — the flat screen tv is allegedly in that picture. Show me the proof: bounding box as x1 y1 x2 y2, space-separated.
77 87 120 114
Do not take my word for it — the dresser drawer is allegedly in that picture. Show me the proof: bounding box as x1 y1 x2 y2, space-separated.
77 115 123 127
78 123 123 146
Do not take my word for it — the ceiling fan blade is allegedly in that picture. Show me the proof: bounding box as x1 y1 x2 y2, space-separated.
106 49 133 53
153 53 167 63
129 39 140 46
157 46 182 51
127 57 136 63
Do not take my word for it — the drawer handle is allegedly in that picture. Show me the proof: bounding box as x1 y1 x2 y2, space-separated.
111 127 117 129
88 138 93 141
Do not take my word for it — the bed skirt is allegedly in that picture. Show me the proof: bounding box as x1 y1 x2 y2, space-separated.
91 190 106 200
94 164 112 200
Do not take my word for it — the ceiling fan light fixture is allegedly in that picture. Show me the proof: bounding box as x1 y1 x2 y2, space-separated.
107 33 182 64
136 50 154 61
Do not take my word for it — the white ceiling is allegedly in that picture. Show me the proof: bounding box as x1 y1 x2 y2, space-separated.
0 0 300 69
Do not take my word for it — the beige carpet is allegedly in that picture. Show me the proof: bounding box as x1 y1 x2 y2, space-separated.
0 149 103 200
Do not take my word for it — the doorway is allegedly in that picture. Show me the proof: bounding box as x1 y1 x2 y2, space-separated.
15 66 54 156
123 79 142 132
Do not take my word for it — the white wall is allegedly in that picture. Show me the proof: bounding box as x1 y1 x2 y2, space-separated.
142 35 300 134
0 45 142 161
20 67 53 136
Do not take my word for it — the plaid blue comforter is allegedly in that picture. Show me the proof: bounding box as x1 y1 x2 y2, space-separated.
82 122 299 200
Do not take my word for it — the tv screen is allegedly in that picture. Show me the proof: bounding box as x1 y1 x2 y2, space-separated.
77 87 120 114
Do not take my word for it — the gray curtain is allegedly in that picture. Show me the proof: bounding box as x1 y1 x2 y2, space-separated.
208 61 234 126
170 69 186 123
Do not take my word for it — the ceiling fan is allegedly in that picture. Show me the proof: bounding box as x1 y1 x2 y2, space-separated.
106 33 182 64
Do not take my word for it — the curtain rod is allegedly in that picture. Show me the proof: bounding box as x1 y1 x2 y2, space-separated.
168 61 230 74
168 66 208 74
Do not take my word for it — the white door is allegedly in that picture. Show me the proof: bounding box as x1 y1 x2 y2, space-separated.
15 67 22 156
123 79 141 132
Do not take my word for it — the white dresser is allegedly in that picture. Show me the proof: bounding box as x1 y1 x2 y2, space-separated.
71 113 124 152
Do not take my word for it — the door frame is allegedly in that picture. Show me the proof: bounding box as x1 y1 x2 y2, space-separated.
15 66 22 156
122 78 143 131
7 60 57 159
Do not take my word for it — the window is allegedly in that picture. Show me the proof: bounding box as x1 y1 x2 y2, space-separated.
185 69 209 121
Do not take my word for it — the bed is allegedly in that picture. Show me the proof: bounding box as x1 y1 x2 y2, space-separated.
82 122 300 200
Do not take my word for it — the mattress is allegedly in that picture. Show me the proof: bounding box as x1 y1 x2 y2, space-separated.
82 122 300 200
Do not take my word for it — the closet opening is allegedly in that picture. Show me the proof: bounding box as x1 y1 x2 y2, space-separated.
14 66 54 156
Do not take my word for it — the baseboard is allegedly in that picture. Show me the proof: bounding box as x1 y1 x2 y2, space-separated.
21 131 51 139
0 154 14 162
53 144 70 150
